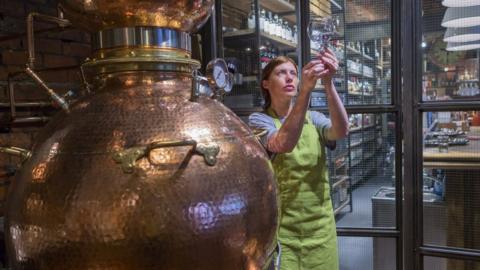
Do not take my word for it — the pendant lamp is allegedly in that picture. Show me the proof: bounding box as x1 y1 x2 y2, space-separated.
444 26 480 42
442 0 480 7
442 6 480 28
447 40 480 51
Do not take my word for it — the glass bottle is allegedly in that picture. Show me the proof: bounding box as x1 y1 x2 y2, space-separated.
247 1 255 30
293 25 298 44
278 17 284 38
267 11 273 35
264 11 270 34
273 14 280 36
283 21 288 40
260 9 266 32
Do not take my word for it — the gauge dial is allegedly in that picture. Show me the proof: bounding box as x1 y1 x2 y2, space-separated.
207 59 229 89
224 72 234 93
213 65 227 88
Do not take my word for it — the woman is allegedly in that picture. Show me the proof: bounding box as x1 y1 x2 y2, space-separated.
249 49 349 270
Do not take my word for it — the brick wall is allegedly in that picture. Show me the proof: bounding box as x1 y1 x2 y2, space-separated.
0 0 91 176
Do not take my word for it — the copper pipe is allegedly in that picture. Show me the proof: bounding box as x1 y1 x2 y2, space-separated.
26 12 71 68
25 67 69 112
12 117 50 124
0 147 32 162
0 102 51 108
57 4 65 19
8 75 16 119
79 65 91 93
5 69 68 122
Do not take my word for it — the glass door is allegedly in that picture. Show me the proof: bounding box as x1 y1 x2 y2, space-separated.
219 0 300 110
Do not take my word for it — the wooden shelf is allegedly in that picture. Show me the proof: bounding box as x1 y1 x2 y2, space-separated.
332 176 350 190
224 29 297 50
224 29 255 38
348 91 374 97
242 75 257 83
261 0 296 23
457 79 479 84
335 162 347 170
351 158 362 167
347 68 375 78
334 198 351 216
346 46 375 61
351 141 363 148
350 124 375 133
261 0 295 13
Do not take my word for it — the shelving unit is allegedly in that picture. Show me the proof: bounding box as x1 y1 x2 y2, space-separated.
221 0 302 109
217 0 391 217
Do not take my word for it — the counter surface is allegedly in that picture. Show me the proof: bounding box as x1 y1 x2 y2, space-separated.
423 126 480 169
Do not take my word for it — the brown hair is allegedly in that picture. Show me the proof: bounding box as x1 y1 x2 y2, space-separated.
261 56 298 109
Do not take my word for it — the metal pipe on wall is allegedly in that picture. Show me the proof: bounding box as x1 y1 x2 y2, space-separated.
0 102 51 108
12 117 50 124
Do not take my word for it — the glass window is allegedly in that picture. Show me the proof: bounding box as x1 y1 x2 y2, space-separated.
221 0 299 109
333 113 396 228
309 0 392 107
338 237 397 270
422 111 480 250
424 256 480 270
422 2 480 102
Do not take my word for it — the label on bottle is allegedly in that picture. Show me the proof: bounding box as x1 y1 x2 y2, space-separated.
248 16 255 29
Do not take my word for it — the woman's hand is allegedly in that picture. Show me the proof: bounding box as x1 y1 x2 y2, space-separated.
318 48 339 85
300 60 325 92
300 48 339 92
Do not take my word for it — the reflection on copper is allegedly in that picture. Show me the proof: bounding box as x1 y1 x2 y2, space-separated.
109 130 125 152
149 148 173 165
243 239 261 270
25 193 44 212
219 193 246 216
184 127 212 142
124 78 135 86
10 224 44 262
31 162 47 183
189 202 217 232
46 142 60 161
119 191 139 208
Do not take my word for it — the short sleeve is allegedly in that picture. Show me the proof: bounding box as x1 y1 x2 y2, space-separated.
309 111 336 149
248 112 278 148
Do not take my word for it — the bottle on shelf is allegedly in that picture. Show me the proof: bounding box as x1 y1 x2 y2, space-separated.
247 1 256 30
283 21 289 41
293 25 298 44
260 9 266 31
266 11 273 35
273 14 279 36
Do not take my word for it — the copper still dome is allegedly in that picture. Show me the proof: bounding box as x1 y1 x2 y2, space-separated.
5 1 279 269
58 0 215 33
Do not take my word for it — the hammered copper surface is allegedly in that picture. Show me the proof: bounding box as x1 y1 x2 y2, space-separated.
58 0 214 33
6 72 279 269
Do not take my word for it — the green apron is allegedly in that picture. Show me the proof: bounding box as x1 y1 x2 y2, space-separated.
268 108 339 270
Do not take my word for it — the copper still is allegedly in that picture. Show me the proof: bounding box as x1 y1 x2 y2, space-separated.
4 1 279 269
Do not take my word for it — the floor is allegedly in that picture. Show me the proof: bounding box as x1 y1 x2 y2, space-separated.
335 176 395 270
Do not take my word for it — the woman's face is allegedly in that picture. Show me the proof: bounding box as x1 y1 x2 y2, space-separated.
263 62 298 102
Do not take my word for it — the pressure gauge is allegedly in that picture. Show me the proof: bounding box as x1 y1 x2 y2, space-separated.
206 59 229 89
224 72 234 93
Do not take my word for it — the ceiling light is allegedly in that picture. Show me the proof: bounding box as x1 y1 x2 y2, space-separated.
442 6 480 28
444 26 480 42
446 40 480 51
442 0 480 7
